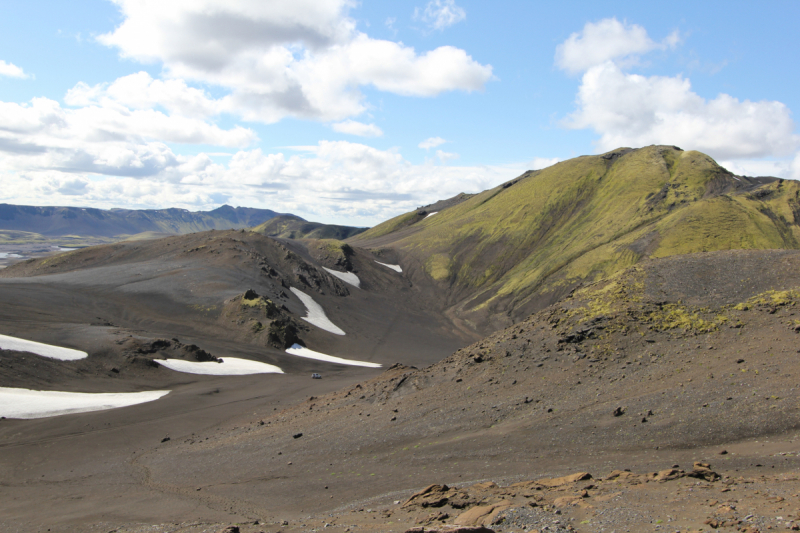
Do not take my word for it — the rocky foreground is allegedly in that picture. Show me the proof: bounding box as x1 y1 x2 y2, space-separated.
105 461 800 533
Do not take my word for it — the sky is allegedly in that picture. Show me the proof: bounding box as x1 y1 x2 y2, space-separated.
1 0 799 226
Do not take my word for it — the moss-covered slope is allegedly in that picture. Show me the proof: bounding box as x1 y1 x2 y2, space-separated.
352 146 799 329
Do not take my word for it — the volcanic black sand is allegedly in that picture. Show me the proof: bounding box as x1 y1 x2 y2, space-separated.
2 235 800 533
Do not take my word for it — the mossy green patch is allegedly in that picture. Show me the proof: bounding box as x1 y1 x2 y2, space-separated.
356 211 422 240
241 295 280 318
735 288 800 310
426 253 451 281
568 266 645 320
645 304 729 333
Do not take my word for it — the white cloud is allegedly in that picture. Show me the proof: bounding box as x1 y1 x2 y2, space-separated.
0 94 255 183
556 18 679 74
0 60 30 79
98 0 491 124
794 153 800 180
435 149 459 163
530 157 559 170
66 72 224 118
416 0 466 30
719 154 800 180
563 61 800 160
0 136 532 225
419 136 446 149
331 120 383 137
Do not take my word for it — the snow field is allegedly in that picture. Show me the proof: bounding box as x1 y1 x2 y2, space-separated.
156 357 284 375
0 387 170 419
0 333 88 361
285 344 382 368
289 287 346 335
375 261 402 273
322 267 361 288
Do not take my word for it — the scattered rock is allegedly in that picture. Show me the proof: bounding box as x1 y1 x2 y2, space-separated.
612 406 625 417
405 527 495 533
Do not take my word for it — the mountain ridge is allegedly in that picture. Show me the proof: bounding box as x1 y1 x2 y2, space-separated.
251 214 367 240
0 203 285 240
352 145 796 332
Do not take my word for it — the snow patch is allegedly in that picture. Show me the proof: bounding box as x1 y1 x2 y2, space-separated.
0 387 170 419
322 267 361 288
375 261 402 273
156 357 283 375
286 344 382 368
0 333 88 361
425 211 439 218
289 287 345 335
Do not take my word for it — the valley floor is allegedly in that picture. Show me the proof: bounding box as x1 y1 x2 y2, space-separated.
2 245 800 533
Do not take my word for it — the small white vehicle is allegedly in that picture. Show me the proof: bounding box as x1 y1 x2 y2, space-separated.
311 373 322 379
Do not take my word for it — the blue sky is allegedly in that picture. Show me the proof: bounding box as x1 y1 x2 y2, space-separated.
1 0 799 225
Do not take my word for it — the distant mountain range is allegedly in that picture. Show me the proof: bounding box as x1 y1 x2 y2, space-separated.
0 204 286 239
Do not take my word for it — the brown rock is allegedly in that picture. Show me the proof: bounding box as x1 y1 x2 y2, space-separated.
417 511 450 525
553 496 581 508
653 468 683 482
403 484 451 509
604 470 639 481
454 503 512 527
688 462 720 482
536 472 592 488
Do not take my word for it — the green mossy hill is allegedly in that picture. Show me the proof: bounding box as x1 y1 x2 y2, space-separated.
252 215 366 240
353 146 799 326
358 192 475 240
